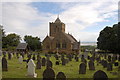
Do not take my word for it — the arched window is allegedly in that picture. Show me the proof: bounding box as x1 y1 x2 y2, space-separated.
62 40 67 49
56 41 60 48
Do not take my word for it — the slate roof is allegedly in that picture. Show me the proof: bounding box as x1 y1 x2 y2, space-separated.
16 43 28 50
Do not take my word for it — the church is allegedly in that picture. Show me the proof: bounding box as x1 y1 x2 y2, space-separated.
42 16 80 54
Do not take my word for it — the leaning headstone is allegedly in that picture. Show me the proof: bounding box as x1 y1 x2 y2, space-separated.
79 63 86 74
27 59 37 78
46 60 53 68
107 63 113 71
88 60 95 70
56 72 66 80
2 56 8 71
93 70 108 80
36 59 41 69
18 56 23 64
43 67 55 80
42 57 46 66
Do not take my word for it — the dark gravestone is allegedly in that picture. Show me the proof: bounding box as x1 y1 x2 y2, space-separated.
114 62 119 66
8 53 11 60
36 59 41 69
42 58 46 66
107 63 113 71
32 55 36 60
56 72 66 80
93 70 108 80
79 63 86 74
75 57 79 62
108 55 112 62
2 57 8 71
54 54 59 60
88 60 95 70
118 55 120 61
37 55 41 61
56 61 60 65
43 67 55 80
81 58 87 65
101 60 107 68
46 60 53 68
61 58 66 65
87 56 90 60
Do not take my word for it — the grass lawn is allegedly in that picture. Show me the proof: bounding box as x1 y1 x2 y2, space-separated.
1 53 120 79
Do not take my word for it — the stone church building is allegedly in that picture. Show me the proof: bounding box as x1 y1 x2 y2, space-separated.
42 17 80 54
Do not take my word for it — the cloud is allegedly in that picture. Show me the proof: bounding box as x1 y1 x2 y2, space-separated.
1 1 118 42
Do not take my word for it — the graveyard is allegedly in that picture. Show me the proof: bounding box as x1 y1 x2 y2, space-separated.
1 50 120 79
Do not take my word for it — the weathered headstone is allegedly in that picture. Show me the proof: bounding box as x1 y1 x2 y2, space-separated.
2 56 8 71
56 72 66 80
88 60 95 70
42 57 46 66
107 63 113 71
79 63 86 74
93 70 108 80
18 56 23 64
43 67 55 80
101 60 107 68
27 59 37 78
36 59 41 69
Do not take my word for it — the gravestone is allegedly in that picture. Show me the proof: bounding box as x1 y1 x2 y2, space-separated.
54 54 59 60
88 60 95 70
32 54 36 60
118 66 120 71
56 61 60 65
37 54 41 61
61 58 66 65
75 57 79 62
108 55 112 62
43 67 55 80
107 63 112 71
101 60 107 68
87 56 90 60
118 55 120 61
114 62 119 66
46 60 53 68
27 59 37 77
2 56 8 71
42 58 46 66
56 72 66 80
93 70 108 80
18 56 23 64
8 53 11 60
36 59 41 69
79 63 86 74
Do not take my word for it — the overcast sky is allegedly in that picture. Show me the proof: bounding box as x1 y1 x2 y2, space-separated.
0 0 119 42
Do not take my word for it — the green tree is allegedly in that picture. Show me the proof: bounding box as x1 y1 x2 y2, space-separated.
2 33 21 49
24 35 42 51
97 22 120 54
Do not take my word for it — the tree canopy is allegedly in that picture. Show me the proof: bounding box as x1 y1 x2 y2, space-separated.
24 35 42 51
97 22 120 53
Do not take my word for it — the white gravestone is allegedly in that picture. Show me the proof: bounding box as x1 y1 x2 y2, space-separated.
18 56 23 64
27 59 37 78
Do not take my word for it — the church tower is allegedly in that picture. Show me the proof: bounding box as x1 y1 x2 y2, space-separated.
49 16 65 37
